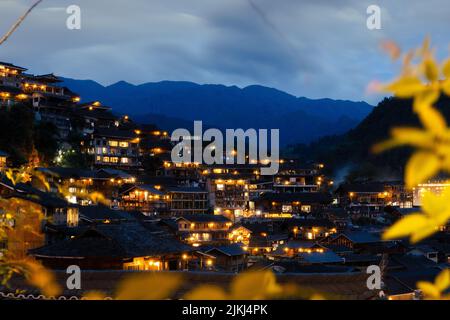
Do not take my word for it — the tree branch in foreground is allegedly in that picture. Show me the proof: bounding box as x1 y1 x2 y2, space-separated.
0 0 43 46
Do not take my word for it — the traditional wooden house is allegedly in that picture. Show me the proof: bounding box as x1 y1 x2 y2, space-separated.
336 181 412 209
161 214 233 247
166 186 209 215
74 101 119 134
36 167 136 205
270 241 327 258
29 223 194 270
119 185 169 215
90 128 141 170
78 205 135 225
254 192 333 217
287 218 337 240
228 225 252 245
322 231 383 252
206 175 251 221
203 243 248 272
0 62 28 108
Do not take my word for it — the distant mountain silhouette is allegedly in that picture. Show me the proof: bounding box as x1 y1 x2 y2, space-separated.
61 78 373 145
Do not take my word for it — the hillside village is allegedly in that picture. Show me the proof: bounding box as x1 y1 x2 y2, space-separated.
0 61 449 300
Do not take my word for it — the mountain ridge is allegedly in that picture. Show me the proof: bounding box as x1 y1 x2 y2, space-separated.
61 77 374 145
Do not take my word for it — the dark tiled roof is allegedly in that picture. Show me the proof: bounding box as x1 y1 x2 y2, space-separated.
0 61 27 70
287 218 335 228
37 167 96 179
33 73 61 83
331 231 380 244
94 128 137 139
205 243 247 257
76 108 117 121
299 251 344 264
30 223 192 259
78 205 135 222
177 214 231 223
259 192 333 204
96 169 133 179
122 185 165 196
337 182 386 193
166 186 207 193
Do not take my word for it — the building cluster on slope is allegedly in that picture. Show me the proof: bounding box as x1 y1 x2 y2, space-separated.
1 61 449 300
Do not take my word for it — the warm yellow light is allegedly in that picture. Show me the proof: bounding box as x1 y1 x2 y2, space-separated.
182 254 188 260
206 259 213 266
16 94 27 100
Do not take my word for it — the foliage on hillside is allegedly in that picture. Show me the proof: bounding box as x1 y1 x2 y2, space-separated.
0 105 59 166
286 95 450 182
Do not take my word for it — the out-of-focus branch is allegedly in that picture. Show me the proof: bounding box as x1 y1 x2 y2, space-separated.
0 0 43 46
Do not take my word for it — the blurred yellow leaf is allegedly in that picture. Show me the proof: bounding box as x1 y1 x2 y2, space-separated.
115 273 182 300
184 285 228 300
230 271 281 300
22 260 61 297
442 59 450 78
417 281 441 299
417 269 450 300
422 58 439 82
435 269 450 291
384 189 450 243
416 105 447 135
83 291 107 300
384 76 424 98
405 151 440 189
383 214 428 240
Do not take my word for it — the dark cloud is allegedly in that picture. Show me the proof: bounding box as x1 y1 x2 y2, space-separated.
1 0 450 104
